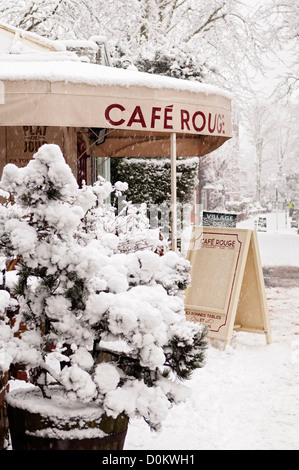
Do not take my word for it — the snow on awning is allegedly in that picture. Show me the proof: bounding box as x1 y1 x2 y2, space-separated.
0 60 232 141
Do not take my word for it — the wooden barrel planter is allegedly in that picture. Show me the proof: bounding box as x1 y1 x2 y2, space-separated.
6 387 129 450
0 371 9 450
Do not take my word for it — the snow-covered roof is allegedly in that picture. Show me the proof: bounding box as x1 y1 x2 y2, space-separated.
0 22 65 54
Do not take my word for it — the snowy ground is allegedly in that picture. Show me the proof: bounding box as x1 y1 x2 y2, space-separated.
125 211 299 450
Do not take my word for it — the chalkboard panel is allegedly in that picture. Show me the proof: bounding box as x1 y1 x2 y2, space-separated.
185 227 272 348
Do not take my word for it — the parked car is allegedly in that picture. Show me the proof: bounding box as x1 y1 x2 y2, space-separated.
290 210 299 228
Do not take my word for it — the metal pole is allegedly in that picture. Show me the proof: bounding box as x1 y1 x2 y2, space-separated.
171 132 177 251
275 185 278 231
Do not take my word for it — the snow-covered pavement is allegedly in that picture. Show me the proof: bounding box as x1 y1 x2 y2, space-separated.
125 212 299 450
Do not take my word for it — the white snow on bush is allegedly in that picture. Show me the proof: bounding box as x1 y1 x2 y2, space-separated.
0 143 206 431
93 363 120 394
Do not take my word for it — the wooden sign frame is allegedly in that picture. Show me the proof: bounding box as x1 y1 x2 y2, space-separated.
185 226 272 349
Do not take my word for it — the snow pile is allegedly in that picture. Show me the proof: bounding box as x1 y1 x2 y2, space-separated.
1 144 207 432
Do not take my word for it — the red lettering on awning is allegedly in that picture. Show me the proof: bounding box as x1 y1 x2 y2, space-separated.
127 106 146 128
105 103 125 126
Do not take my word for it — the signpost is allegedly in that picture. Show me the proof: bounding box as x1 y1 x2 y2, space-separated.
203 211 237 228
185 226 272 349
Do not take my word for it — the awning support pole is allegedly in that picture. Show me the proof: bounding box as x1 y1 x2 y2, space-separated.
171 132 177 252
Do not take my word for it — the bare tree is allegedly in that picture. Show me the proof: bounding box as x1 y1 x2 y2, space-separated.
252 0 299 100
0 0 280 92
243 101 276 203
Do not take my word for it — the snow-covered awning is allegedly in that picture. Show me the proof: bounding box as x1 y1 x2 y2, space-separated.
0 60 232 141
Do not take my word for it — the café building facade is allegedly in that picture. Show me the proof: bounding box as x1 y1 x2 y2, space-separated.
0 22 232 248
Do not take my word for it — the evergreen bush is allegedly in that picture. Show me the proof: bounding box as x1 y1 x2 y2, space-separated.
0 145 207 431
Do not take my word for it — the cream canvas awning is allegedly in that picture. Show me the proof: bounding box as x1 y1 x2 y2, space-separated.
0 61 232 138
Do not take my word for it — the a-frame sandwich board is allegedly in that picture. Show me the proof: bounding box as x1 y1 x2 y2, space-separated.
184 226 272 349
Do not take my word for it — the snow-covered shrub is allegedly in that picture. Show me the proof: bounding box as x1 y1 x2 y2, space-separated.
0 144 207 431
113 156 199 206
0 290 16 373
112 156 199 239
